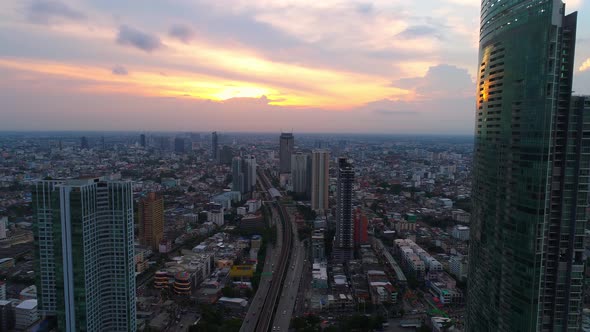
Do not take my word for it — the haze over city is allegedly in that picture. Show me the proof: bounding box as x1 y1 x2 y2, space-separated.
1 0 589 133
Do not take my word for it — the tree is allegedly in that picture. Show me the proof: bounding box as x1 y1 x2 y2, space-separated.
221 286 236 298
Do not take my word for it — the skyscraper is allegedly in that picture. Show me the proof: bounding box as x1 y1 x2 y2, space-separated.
139 134 146 148
333 157 354 263
174 137 185 154
243 155 257 194
311 149 329 211
138 192 164 251
219 145 234 165
232 156 245 193
211 132 219 161
80 136 89 149
279 133 294 174
466 1 584 331
291 152 310 198
33 178 136 331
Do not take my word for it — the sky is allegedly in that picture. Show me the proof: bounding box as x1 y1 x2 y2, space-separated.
0 0 589 134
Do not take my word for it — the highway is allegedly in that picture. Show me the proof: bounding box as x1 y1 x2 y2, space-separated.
271 228 305 331
241 169 294 332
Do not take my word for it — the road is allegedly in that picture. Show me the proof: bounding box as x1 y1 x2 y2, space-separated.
241 170 294 332
271 232 305 331
240 201 283 332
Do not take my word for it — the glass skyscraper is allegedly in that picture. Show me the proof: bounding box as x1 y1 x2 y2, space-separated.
33 177 136 331
466 0 585 331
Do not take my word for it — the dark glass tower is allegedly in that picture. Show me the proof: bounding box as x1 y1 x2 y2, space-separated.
333 157 354 263
467 1 584 331
279 132 294 174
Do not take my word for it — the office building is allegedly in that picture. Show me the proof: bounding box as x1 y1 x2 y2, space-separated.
232 157 245 193
33 178 136 331
80 136 89 149
466 1 584 331
174 137 185 154
219 145 234 165
291 152 311 198
243 155 257 194
279 132 294 174
139 134 146 148
311 149 329 211
138 192 165 251
333 158 354 263
211 131 219 161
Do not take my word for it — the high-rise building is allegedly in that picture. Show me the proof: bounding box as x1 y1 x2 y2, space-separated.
219 145 234 165
232 157 245 193
279 132 294 174
353 208 368 247
138 193 164 251
32 178 136 331
291 152 311 198
311 150 329 211
466 1 584 331
333 158 354 263
80 136 89 149
211 132 219 161
243 155 257 194
139 134 146 148
174 137 185 154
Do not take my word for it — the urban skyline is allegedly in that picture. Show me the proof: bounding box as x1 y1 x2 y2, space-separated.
1 1 589 134
1 0 590 331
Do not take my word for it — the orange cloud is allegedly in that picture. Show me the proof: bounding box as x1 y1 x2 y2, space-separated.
580 58 590 72
0 56 411 109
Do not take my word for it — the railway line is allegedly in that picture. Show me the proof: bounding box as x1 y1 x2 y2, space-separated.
253 170 293 332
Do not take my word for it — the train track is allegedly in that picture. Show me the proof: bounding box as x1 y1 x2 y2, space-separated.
254 170 293 332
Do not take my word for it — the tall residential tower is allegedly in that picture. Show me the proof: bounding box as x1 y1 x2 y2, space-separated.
466 1 585 331
33 178 136 331
138 192 164 251
333 157 354 263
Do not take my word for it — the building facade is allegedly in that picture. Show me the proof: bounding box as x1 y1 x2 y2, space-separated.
311 149 329 211
232 157 245 193
279 132 294 174
243 155 257 194
33 178 136 331
138 192 164 251
466 1 585 331
333 158 354 263
353 208 368 247
291 152 311 197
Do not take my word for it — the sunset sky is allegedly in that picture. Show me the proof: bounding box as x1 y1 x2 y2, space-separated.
1 0 589 134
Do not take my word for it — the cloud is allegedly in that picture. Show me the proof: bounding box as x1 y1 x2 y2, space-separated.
169 24 196 43
580 58 590 72
116 25 163 52
355 3 373 14
396 25 442 40
393 64 474 99
27 0 86 24
111 65 128 76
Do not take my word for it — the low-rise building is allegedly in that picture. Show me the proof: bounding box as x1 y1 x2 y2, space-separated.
15 299 38 330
